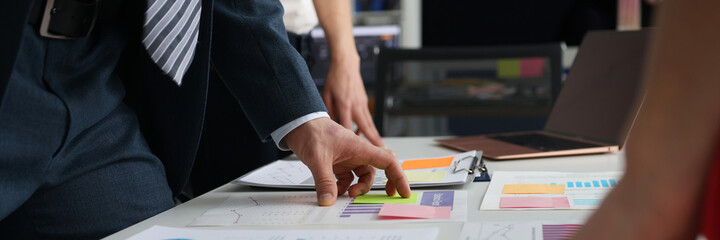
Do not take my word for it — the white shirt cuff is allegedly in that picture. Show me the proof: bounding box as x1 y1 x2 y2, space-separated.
270 112 330 150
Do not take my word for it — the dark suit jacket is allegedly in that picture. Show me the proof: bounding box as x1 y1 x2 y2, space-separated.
0 0 326 196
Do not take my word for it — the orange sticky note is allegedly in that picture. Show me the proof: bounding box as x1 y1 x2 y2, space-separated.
400 157 454 170
502 184 565 194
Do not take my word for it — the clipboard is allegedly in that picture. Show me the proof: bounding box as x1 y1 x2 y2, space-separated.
234 151 483 189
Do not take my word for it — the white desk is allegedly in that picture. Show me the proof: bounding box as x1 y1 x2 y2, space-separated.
104 137 625 239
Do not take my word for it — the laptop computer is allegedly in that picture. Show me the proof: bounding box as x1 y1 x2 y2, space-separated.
436 30 649 160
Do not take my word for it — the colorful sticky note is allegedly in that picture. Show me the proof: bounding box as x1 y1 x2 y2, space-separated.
419 191 454 208
520 58 545 78
499 197 570 208
353 193 419 204
497 59 521 78
502 184 565 194
404 172 446 182
378 203 452 219
401 157 454 170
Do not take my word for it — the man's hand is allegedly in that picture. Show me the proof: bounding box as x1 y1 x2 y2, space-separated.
322 54 385 147
284 117 411 206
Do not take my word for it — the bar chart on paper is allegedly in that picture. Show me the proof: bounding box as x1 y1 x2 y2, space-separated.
189 190 467 226
459 222 583 240
481 171 623 210
542 224 583 240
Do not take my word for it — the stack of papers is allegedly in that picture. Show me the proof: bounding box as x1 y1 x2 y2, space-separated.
233 151 480 189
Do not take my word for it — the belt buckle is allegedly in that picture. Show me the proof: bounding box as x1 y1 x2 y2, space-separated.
39 0 99 39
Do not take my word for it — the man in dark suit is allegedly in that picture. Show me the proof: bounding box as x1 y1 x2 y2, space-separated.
0 0 410 239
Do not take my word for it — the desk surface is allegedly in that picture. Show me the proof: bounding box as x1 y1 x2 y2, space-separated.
104 136 625 240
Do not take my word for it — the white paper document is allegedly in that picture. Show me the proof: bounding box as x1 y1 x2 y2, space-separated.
480 171 623 210
189 190 467 226
458 221 584 240
459 222 543 240
233 151 480 189
129 225 438 240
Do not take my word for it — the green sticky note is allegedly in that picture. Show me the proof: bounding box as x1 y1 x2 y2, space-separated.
352 193 419 204
497 59 521 78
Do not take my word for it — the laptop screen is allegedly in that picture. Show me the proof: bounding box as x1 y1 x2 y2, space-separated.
544 30 650 145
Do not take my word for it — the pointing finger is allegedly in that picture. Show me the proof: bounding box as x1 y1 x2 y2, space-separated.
307 160 339 206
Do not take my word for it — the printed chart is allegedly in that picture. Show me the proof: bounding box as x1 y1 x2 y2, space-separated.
189 190 467 226
190 194 317 226
128 226 439 240
237 160 315 186
480 171 623 210
459 222 583 240
312 190 466 224
542 224 583 240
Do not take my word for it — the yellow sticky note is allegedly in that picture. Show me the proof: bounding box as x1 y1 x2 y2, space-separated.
353 193 419 204
502 184 565 194
497 59 521 78
401 157 454 170
405 172 446 182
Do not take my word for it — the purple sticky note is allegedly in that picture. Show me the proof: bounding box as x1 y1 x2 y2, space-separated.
420 191 454 208
520 58 545 78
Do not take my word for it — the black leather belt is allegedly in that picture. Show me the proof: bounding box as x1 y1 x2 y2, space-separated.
29 0 99 39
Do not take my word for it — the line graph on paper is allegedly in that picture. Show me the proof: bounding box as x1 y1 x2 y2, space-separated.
241 161 314 185
230 197 261 224
190 194 318 226
479 222 540 240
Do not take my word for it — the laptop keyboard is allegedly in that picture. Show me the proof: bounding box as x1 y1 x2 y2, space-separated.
489 133 603 151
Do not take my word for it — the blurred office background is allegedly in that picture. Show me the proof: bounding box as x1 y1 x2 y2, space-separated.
309 0 655 137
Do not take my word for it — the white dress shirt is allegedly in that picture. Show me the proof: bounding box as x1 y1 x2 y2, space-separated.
279 0 319 34
271 112 329 150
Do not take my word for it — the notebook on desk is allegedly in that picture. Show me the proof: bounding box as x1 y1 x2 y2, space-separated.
436 30 650 160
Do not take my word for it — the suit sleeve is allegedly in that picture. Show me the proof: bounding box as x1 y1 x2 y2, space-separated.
210 0 326 141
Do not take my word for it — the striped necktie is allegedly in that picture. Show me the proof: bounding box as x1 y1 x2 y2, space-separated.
143 0 202 85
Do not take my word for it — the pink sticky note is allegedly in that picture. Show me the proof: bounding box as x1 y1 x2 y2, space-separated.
500 197 570 208
378 203 452 219
520 58 545 78
551 197 571 208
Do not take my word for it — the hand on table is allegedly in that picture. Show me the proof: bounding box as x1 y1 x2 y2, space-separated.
283 117 411 206
322 55 385 147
